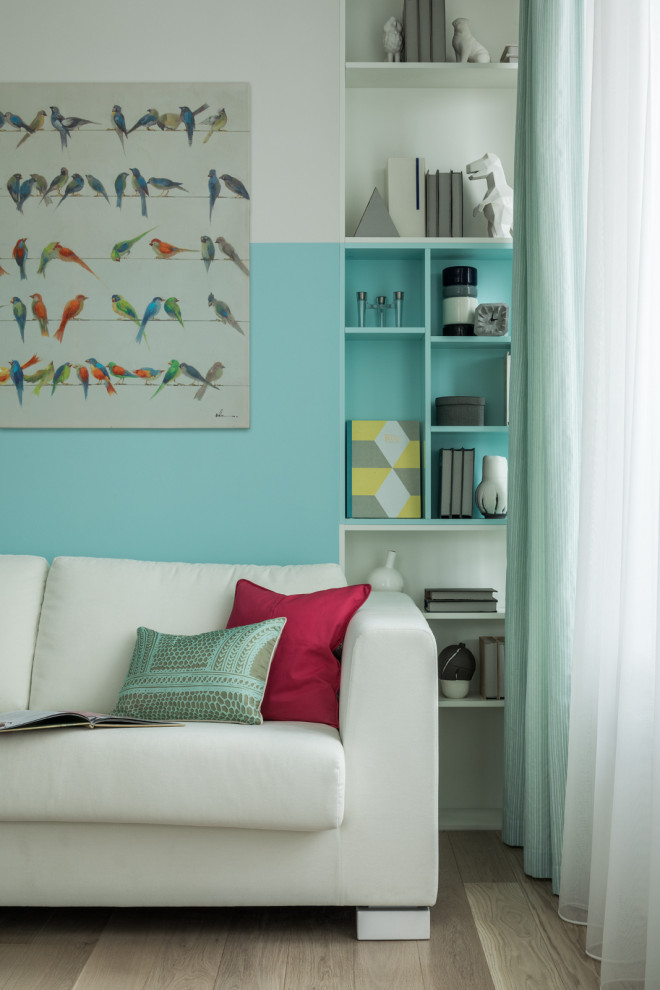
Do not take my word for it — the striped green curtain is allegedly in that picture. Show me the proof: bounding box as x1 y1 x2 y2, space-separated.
503 0 584 893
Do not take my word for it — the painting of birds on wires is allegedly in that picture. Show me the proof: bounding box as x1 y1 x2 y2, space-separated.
0 82 250 427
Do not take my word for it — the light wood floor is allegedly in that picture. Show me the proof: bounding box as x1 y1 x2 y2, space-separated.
0 832 601 990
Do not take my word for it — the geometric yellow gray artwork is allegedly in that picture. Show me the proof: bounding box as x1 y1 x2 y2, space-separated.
0 83 250 427
347 420 422 518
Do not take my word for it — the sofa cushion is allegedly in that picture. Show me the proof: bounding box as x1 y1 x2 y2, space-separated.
0 720 344 830
0 555 49 711
227 580 371 728
112 619 285 725
29 556 346 713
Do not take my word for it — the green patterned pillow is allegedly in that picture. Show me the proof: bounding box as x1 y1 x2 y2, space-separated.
112 619 286 725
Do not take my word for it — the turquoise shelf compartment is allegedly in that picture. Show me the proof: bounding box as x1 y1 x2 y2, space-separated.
429 247 513 338
431 341 510 427
430 430 508 521
345 245 425 330
344 335 426 424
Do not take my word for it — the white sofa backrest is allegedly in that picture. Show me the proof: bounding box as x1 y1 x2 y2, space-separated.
29 556 346 713
0 555 50 711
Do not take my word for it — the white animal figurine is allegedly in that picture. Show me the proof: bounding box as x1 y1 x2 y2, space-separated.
466 152 514 237
383 17 403 61
451 18 490 63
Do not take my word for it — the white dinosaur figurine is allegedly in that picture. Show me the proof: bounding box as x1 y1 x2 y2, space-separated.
466 152 514 237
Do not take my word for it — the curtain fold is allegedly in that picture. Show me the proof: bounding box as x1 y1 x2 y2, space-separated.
503 0 585 892
558 1 660 986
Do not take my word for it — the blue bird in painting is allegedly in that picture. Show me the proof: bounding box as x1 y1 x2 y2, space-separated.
9 360 24 405
115 171 129 208
208 169 221 223
220 173 250 200
86 174 110 203
137 296 164 344
180 362 222 391
128 108 159 134
56 173 84 209
111 104 128 147
12 239 28 280
130 167 149 218
11 297 27 340
17 176 35 212
51 362 73 395
208 293 244 335
147 176 187 196
201 235 215 271
179 106 196 146
50 106 70 149
7 173 21 209
4 111 34 135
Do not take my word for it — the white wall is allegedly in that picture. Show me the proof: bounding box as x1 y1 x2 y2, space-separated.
2 0 341 244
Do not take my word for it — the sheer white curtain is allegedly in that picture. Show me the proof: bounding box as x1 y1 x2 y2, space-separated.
558 1 660 988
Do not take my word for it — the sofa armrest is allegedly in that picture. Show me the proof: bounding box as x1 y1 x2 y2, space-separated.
338 591 439 906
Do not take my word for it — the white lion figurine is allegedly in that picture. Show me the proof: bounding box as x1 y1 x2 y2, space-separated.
466 153 514 238
383 17 403 61
451 18 490 63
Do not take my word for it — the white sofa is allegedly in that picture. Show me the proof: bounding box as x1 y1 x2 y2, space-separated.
0 554 439 940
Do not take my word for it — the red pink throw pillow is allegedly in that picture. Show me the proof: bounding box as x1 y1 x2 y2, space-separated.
226 579 371 728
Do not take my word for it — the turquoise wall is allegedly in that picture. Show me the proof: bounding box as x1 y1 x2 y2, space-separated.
1 243 341 564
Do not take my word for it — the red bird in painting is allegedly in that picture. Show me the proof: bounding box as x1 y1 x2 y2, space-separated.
55 294 87 343
52 242 99 279
149 237 195 259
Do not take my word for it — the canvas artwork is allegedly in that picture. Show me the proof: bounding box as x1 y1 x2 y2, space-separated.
0 83 250 428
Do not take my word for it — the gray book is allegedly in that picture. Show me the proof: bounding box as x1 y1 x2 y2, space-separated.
426 599 497 612
438 171 451 237
480 637 499 698
425 170 437 237
461 447 475 517
431 0 446 61
403 0 419 62
451 170 463 236
450 448 463 517
439 448 452 517
418 0 431 61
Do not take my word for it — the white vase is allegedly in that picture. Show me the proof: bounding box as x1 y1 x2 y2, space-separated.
440 679 470 699
368 549 404 592
475 455 508 518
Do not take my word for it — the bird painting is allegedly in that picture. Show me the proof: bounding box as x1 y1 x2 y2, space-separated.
180 362 222 392
149 238 195 259
30 173 49 204
150 359 181 398
52 242 99 279
147 176 187 196
86 174 110 203
208 169 221 222
51 362 73 395
55 294 87 343
37 241 57 277
115 171 129 208
30 293 49 336
110 227 157 262
5 111 34 135
42 167 68 203
9 360 24 404
164 296 184 326
107 362 140 382
12 238 28 280
111 293 141 326
87 358 117 396
215 236 249 275
137 296 164 344
75 364 89 399
201 235 215 271
60 113 97 132
11 297 27 340
50 106 69 149
17 109 45 147
157 111 181 131
111 105 128 147
133 367 163 384
5 353 40 386
220 173 250 199
7 173 21 209
130 167 149 218
55 172 84 209
194 361 225 400
208 293 244 335
31 361 55 396
179 106 196 146
0 265 11 277
17 176 35 212
202 107 227 143
128 108 159 134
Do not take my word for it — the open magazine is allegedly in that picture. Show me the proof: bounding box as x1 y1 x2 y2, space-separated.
0 710 183 732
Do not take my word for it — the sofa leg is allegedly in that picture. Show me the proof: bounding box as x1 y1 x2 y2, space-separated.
355 907 430 941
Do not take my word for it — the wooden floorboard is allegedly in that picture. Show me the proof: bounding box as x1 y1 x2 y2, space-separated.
0 833 602 990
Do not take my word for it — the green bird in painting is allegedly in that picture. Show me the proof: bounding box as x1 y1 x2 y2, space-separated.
50 362 72 394
37 241 57 276
150 359 181 399
111 294 141 326
30 361 54 395
164 296 184 327
107 362 140 381
111 227 157 262
202 107 227 143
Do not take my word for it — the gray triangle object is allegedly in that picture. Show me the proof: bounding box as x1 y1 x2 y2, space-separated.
354 188 400 237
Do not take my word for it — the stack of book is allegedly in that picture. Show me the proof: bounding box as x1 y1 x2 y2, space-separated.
425 169 463 237
403 0 446 62
500 45 518 63
439 448 474 518
479 635 505 699
424 588 498 613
